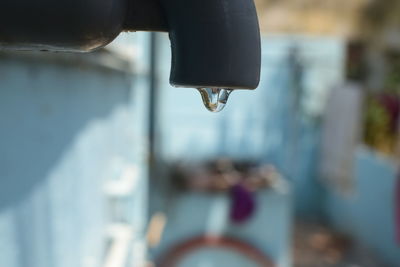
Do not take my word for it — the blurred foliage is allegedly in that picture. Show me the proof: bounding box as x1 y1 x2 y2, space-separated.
364 94 399 156
362 0 400 37
385 52 400 93
364 96 397 155
363 51 400 156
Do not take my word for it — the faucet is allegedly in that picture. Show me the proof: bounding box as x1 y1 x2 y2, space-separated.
0 0 261 110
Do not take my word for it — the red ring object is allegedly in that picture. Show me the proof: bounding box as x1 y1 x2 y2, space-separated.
157 235 275 267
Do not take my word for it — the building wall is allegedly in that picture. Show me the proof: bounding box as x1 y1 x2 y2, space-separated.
255 0 368 36
151 188 292 267
325 147 400 266
0 43 149 267
158 34 345 218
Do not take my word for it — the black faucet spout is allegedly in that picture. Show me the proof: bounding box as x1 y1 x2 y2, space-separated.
159 0 261 90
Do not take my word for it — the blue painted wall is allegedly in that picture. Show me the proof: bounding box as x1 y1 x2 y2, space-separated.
157 34 345 217
325 147 400 266
0 40 150 267
147 34 346 266
151 187 293 267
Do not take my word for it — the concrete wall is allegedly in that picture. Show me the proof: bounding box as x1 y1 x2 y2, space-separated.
326 147 400 266
157 35 344 218
0 48 149 267
151 186 292 267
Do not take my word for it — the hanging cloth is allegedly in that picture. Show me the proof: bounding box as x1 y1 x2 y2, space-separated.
230 183 256 224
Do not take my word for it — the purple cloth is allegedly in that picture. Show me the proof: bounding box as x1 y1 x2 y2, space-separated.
230 184 256 224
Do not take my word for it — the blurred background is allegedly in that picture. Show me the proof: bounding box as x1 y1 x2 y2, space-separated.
1 0 400 266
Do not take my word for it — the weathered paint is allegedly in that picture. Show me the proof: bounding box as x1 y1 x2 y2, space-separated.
0 37 149 267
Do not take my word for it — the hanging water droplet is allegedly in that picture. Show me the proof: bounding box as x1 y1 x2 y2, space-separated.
197 88 233 113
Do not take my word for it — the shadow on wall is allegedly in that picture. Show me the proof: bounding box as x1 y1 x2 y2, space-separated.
0 51 139 267
0 51 131 210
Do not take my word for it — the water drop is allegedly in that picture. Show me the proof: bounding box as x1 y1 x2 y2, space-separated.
197 88 233 113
